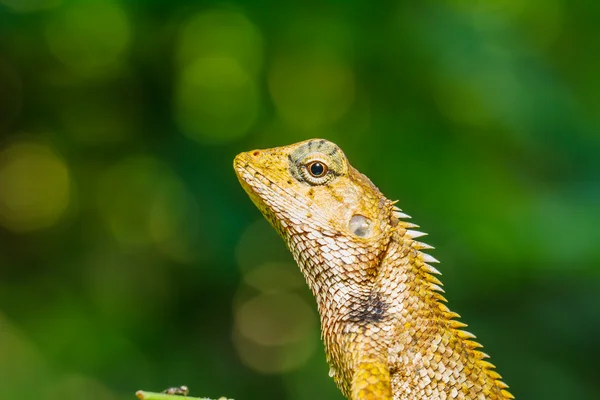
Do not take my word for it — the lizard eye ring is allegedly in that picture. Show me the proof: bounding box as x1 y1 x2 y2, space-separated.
307 161 328 178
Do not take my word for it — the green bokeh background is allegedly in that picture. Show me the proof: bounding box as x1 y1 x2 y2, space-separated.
1 1 599 399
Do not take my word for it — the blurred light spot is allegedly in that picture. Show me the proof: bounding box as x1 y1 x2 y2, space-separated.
177 8 263 76
0 313 48 398
233 293 317 373
525 192 600 267
233 328 317 375
234 219 318 373
45 1 130 77
236 293 314 346
471 68 524 131
235 219 291 272
0 60 23 132
45 374 117 400
174 8 263 144
1 0 60 13
86 249 173 328
516 0 563 51
97 155 199 262
244 262 305 293
0 140 71 233
457 0 563 51
57 83 140 144
269 54 355 129
175 57 259 144
434 65 528 138
434 79 496 127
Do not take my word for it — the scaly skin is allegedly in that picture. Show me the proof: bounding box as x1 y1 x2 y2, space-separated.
234 139 513 400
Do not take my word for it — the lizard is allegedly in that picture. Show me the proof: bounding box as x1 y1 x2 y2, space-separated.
233 138 514 400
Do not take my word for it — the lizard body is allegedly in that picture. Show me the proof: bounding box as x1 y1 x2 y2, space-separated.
234 139 513 400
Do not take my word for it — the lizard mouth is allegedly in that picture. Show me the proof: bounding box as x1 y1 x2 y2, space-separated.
233 152 254 194
233 149 349 238
234 151 301 210
233 152 274 201
233 151 279 211
233 151 296 238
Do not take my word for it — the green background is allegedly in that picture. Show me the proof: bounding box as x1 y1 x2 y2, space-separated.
1 1 599 399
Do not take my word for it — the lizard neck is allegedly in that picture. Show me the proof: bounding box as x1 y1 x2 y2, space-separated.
284 226 396 392
288 227 512 399
286 230 390 328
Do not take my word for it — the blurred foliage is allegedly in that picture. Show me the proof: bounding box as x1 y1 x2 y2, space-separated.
0 1 599 399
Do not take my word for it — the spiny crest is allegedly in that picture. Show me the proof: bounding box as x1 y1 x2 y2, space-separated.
392 204 412 220
395 205 515 399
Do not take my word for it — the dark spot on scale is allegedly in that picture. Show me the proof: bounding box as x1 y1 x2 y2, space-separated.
348 292 388 324
329 169 342 177
307 188 314 198
287 179 292 185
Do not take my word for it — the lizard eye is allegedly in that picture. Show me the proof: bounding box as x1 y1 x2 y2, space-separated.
307 161 328 178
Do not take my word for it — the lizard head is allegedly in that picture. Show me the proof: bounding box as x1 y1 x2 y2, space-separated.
234 139 397 260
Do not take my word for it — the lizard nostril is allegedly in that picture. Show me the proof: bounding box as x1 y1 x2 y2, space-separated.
253 151 260 156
